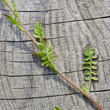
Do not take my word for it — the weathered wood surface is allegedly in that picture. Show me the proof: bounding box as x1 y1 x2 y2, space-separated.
0 0 110 110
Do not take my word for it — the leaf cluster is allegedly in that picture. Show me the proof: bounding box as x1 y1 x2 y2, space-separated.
33 22 56 71
82 44 98 93
3 0 23 30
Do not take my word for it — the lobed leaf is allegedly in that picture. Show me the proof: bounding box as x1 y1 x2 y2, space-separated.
48 52 55 56
82 44 98 93
3 14 17 24
84 70 90 75
92 61 97 65
33 22 56 71
92 71 97 75
50 56 56 59
42 60 49 66
92 65 97 70
83 44 95 57
83 67 90 70
84 76 89 81
83 57 90 61
34 21 44 41
38 51 46 57
3 13 23 31
92 77 98 80
41 56 48 60
83 62 90 65
92 55 98 59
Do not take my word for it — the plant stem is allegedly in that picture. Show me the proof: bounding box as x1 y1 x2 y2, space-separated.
4 0 39 47
4 0 104 110
55 69 103 110
19 22 39 47
88 57 92 93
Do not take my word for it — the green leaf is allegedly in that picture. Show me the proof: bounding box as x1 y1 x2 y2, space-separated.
83 67 90 70
50 56 56 59
34 21 44 41
42 60 49 66
33 34 38 38
83 44 98 94
48 52 55 56
92 77 98 80
92 61 97 65
83 44 95 57
92 71 97 75
48 46 53 52
33 22 56 71
84 70 90 75
92 65 97 69
41 56 48 60
39 43 45 50
54 107 62 110
45 63 49 67
3 14 17 24
38 51 46 57
3 14 23 31
84 76 89 81
83 62 90 65
83 57 90 61
92 55 98 59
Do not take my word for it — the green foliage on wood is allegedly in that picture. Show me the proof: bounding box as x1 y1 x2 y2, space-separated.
82 44 98 93
33 22 56 71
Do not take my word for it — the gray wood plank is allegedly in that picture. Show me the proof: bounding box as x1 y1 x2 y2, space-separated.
0 0 110 110
0 91 110 110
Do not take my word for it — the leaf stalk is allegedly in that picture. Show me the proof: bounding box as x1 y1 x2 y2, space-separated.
88 57 92 93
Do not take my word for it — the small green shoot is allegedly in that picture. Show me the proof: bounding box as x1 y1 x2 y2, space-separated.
82 44 98 93
33 22 56 71
3 0 23 31
34 21 44 41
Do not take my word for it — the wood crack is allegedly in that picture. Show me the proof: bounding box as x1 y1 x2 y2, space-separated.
0 8 62 13
0 89 110 100
0 40 32 42
10 58 110 63
0 70 81 77
45 16 110 25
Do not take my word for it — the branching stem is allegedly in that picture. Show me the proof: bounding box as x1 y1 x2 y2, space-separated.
3 0 103 110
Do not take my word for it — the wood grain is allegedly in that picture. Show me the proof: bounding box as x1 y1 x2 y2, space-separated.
0 0 110 110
